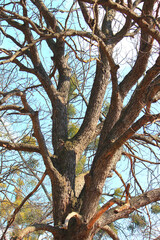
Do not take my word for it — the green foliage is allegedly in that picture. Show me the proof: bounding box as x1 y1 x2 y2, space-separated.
87 137 99 151
17 178 24 187
0 182 7 189
114 188 123 198
68 74 78 102
76 155 86 175
0 200 13 220
0 182 44 238
27 158 39 169
129 213 146 228
21 136 36 146
109 223 118 235
67 74 80 139
10 165 21 175
67 104 76 119
15 205 43 225
27 179 37 188
151 204 160 214
102 100 110 116
68 122 79 139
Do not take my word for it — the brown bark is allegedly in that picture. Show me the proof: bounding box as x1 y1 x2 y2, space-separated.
0 0 160 240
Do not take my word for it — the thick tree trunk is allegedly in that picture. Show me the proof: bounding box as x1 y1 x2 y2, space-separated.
53 223 93 240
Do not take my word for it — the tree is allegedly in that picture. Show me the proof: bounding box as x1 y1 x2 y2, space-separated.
0 0 160 239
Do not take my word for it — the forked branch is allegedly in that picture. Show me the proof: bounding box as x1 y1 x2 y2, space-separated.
87 198 123 229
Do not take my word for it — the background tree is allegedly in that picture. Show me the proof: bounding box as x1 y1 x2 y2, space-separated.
0 0 160 239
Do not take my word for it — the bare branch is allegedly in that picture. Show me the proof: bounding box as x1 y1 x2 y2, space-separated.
0 7 45 36
87 198 123 229
79 0 160 44
98 188 160 227
78 1 94 30
130 133 160 147
11 224 62 240
0 140 40 153
0 37 49 65
101 225 120 240
30 0 57 31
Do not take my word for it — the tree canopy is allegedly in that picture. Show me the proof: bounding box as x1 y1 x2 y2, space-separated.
0 0 160 239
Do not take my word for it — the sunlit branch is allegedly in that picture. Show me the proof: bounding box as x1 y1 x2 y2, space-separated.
101 225 120 240
0 140 40 153
98 188 160 227
87 198 123 229
10 224 62 240
99 113 160 163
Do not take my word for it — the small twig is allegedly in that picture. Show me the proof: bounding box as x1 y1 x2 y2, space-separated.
114 169 127 190
0 37 48 65
93 0 99 34
114 183 131 213
125 152 144 193
64 39 97 63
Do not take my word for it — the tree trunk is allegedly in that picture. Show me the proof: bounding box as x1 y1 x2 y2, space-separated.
53 223 93 240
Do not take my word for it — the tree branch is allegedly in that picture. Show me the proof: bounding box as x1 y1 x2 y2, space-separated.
130 133 160 147
78 1 94 30
119 0 156 98
98 188 160 227
30 0 57 31
87 198 123 229
0 7 44 36
0 140 40 153
11 224 63 240
79 0 160 44
73 7 118 158
101 225 120 240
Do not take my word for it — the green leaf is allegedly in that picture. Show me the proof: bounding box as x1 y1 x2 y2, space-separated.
114 188 123 197
0 183 7 189
151 204 160 214
68 122 79 139
27 158 39 169
130 213 146 228
17 178 24 187
21 136 36 146
87 137 99 151
67 104 76 119
76 155 86 175
68 74 78 101
102 100 110 116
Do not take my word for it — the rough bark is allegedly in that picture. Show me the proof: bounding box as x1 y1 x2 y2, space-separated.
0 0 160 239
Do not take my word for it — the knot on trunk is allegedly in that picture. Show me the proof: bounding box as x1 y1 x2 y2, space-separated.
63 212 83 229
